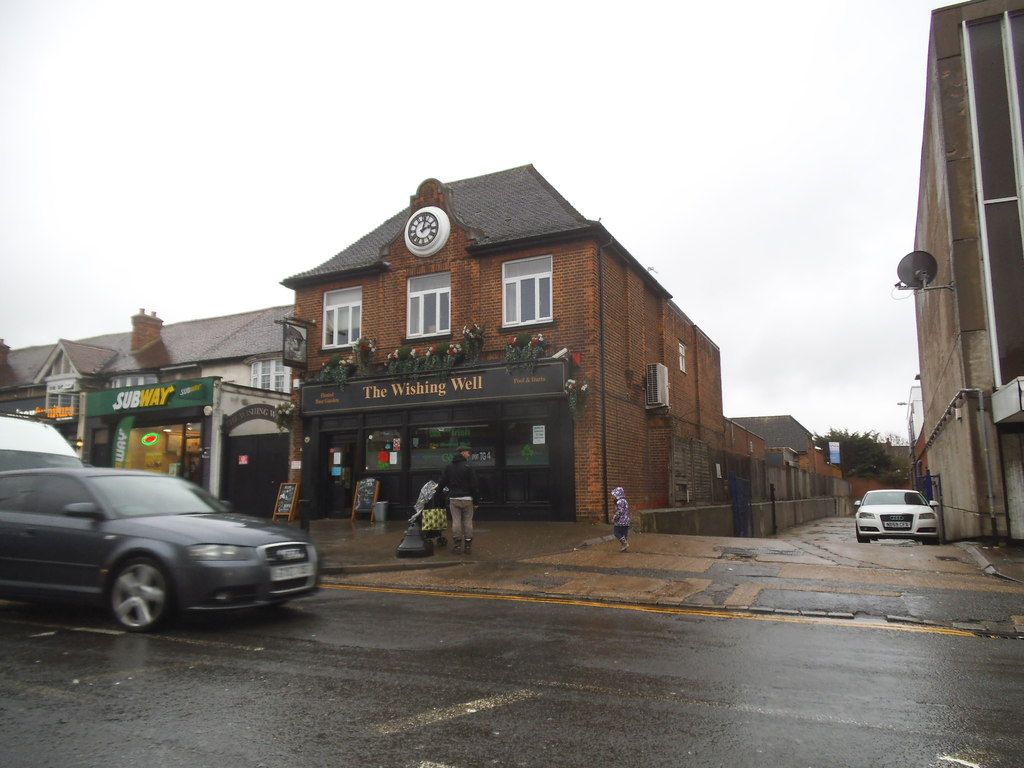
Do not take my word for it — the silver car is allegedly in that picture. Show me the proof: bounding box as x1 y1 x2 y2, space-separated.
854 489 941 544
0 468 319 631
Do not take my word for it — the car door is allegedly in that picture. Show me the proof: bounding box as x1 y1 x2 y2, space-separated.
0 473 41 590
0 473 118 600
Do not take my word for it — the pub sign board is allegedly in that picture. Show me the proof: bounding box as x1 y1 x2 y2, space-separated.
302 361 566 415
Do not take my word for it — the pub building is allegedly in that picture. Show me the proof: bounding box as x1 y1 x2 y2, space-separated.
283 165 727 523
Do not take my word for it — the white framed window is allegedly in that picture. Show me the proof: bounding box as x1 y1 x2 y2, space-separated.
678 342 687 373
407 272 450 337
251 359 290 392
503 255 552 326
323 287 362 348
108 374 158 389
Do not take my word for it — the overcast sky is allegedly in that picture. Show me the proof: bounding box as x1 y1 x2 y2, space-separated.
0 0 943 439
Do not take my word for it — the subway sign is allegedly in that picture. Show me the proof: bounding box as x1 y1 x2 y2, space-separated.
302 362 566 414
87 378 214 417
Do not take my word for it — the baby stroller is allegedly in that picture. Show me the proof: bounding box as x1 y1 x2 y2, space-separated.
410 479 448 548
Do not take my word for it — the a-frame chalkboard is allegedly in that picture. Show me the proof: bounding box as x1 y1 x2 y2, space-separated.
272 482 300 522
351 477 379 520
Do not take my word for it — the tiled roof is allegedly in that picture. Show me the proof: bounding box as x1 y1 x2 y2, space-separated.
730 415 814 452
283 165 592 285
0 306 292 389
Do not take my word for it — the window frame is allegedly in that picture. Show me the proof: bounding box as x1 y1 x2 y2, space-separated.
406 272 451 338
502 255 553 327
323 287 362 349
250 359 291 392
678 342 687 373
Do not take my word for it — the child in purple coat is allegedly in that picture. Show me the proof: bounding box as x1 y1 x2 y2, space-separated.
611 486 631 552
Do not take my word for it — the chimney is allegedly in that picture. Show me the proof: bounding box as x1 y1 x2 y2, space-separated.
131 309 163 352
0 339 9 367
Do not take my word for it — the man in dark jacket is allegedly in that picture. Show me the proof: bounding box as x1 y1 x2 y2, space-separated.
440 444 479 554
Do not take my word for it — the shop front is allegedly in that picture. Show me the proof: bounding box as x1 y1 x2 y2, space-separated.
84 378 215 488
299 360 575 521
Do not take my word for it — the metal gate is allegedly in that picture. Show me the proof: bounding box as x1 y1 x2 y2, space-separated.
729 472 753 537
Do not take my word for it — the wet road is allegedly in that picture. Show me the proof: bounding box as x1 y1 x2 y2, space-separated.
2 585 1021 768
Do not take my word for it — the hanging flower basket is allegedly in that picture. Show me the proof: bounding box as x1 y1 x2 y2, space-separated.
319 353 358 387
386 345 421 379
505 332 549 373
275 402 297 432
565 378 590 420
354 337 377 374
462 323 485 362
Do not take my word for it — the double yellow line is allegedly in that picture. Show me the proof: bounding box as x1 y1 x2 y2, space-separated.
322 583 980 638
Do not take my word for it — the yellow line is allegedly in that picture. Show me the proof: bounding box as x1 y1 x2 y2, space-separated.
322 583 979 638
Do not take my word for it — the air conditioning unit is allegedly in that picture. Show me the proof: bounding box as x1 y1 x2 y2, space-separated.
645 363 669 408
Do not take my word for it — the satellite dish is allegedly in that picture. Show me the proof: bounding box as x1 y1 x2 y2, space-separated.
896 250 938 289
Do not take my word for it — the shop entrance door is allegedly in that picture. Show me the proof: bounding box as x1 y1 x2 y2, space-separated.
224 433 289 518
323 435 355 518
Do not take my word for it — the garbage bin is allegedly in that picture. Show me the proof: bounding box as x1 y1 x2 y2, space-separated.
373 501 388 522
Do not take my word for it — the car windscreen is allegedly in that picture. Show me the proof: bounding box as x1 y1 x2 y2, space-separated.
0 449 84 472
862 491 927 506
88 475 228 517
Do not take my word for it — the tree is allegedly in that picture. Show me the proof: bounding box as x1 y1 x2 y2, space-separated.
813 428 909 485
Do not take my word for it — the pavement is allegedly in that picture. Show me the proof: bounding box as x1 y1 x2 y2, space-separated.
300 514 1024 636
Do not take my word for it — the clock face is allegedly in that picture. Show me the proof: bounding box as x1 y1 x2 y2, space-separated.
407 211 439 247
404 206 451 257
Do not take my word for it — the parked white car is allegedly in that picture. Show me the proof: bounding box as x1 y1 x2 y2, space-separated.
854 489 940 543
0 413 82 471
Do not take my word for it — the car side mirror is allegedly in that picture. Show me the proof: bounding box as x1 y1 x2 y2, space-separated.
854 500 861 507
929 500 939 508
63 502 105 521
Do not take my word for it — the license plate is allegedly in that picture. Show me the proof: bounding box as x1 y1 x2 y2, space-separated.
272 562 315 581
885 521 912 529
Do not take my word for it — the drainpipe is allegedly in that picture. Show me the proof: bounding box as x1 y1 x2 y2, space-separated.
963 389 998 541
598 235 614 524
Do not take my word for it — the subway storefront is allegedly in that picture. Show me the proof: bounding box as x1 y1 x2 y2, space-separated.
85 378 214 487
299 360 575 521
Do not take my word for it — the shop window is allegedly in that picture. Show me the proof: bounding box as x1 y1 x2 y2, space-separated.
250 359 291 392
366 429 402 471
408 272 450 337
324 287 362 348
116 423 203 484
409 425 496 471
504 421 550 466
503 255 552 327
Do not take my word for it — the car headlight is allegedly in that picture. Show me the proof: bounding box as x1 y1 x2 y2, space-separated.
919 512 936 520
188 544 253 561
857 511 876 519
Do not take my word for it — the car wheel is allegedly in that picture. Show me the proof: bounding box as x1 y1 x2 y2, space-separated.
856 533 871 543
109 557 172 632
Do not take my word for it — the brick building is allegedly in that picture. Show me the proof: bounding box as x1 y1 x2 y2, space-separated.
282 166 726 522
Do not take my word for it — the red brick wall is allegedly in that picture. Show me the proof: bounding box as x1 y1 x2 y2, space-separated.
288 213 726 522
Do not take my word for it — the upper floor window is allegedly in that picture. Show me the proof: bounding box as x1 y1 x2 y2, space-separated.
324 287 362 348
408 272 451 337
678 342 687 373
503 255 552 327
108 374 158 389
251 359 290 392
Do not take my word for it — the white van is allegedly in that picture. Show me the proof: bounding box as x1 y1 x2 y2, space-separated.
0 414 83 471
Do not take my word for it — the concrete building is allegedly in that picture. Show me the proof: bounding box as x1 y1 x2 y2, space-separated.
912 0 1024 541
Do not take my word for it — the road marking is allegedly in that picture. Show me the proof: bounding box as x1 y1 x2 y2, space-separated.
323 583 980 638
377 689 537 736
938 757 983 767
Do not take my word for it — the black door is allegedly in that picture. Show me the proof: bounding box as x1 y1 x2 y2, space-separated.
223 433 290 518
